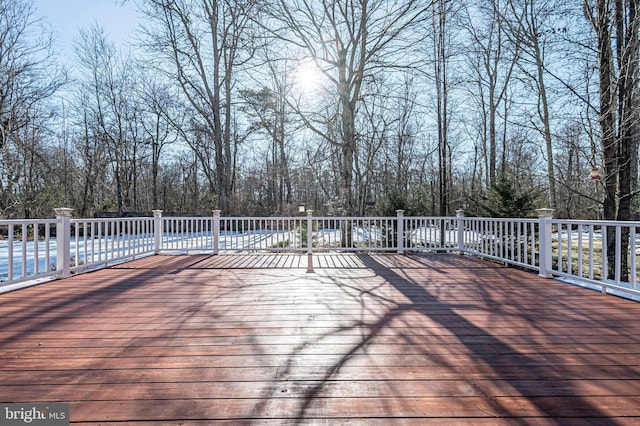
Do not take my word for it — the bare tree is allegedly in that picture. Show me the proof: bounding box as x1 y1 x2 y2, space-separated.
356 74 427 214
138 76 179 210
433 0 450 218
240 57 298 214
464 0 520 187
138 0 257 213
73 110 110 217
75 25 142 215
354 74 394 213
497 0 576 212
0 0 64 217
585 0 640 280
262 0 433 214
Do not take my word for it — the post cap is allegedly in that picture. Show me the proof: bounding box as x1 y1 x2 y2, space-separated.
535 208 554 218
54 208 74 217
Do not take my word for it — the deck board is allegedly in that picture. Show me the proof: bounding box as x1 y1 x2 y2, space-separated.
1 253 640 424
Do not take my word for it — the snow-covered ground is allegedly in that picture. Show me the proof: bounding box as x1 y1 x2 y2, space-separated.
1 226 450 281
0 235 154 282
0 238 59 281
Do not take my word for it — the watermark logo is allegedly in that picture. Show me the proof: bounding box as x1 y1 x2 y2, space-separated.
1 404 68 426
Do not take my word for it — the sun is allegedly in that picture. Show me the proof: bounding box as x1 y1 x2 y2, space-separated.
295 61 323 93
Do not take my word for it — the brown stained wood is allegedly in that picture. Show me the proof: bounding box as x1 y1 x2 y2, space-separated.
4 364 640 387
2 352 639 371
5 378 640 401
1 253 640 424
4 342 640 359
60 396 640 421
69 423 640 426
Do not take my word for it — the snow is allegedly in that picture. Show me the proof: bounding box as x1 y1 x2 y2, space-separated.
3 222 639 302
1 225 454 282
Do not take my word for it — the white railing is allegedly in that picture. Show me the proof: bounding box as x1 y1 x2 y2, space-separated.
159 212 459 253
68 216 156 273
2 208 639 300
218 216 306 252
460 216 540 271
1 209 157 291
548 218 640 298
160 216 216 252
404 216 462 252
0 218 58 286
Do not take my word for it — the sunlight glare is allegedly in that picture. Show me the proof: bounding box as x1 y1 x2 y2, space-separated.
295 61 323 93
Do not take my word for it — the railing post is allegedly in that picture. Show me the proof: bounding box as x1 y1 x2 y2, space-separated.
456 209 465 253
212 210 221 255
396 210 405 254
536 208 554 278
54 208 73 279
152 210 163 254
306 210 314 273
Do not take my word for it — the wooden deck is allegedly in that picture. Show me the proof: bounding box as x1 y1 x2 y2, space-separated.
2 253 640 425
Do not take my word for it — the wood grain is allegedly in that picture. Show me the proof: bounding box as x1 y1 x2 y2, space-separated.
1 253 639 424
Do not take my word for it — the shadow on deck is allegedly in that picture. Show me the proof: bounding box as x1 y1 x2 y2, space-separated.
1 253 640 424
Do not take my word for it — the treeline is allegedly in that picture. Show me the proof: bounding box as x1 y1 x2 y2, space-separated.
0 0 637 221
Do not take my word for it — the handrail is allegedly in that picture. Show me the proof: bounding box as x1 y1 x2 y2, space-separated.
548 218 640 298
2 209 639 301
1 215 156 292
0 218 58 288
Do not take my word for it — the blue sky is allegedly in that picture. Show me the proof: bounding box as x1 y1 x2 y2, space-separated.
33 0 139 58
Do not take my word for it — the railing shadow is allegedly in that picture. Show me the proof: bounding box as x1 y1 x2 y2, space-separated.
2 252 639 423
223 252 640 423
0 255 210 348
243 253 639 423
348 253 632 422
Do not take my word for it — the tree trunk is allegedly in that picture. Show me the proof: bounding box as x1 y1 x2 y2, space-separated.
615 0 639 280
589 0 640 280
435 0 449 219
